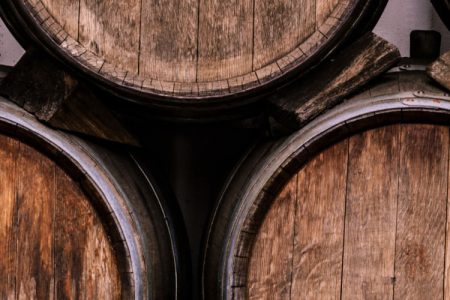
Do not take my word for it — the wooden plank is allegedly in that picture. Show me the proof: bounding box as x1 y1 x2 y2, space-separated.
40 0 80 38
445 125 450 300
55 167 121 299
139 0 198 82
15 142 55 299
0 135 19 300
197 0 253 81
341 125 400 299
79 0 140 75
395 124 448 299
428 51 450 91
0 50 139 146
268 33 400 131
316 0 339 27
291 140 348 299
81 219 122 299
247 175 297 299
253 0 315 70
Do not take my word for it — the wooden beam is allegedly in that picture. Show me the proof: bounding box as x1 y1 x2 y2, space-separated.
267 33 401 131
428 51 450 92
0 50 139 146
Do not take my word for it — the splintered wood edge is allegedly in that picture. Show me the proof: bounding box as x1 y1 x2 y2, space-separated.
21 0 354 98
428 51 450 92
267 33 401 130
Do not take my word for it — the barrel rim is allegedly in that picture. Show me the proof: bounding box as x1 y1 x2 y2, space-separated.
0 96 156 299
202 72 450 299
1 0 387 107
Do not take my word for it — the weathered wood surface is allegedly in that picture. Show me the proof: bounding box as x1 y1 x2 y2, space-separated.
428 51 450 92
247 175 297 299
41 0 79 38
0 133 122 299
268 33 401 130
16 141 55 299
0 136 18 300
55 167 121 299
342 125 399 299
197 0 253 82
79 0 140 74
431 0 450 30
246 123 450 299
253 0 314 71
0 50 138 146
140 0 197 83
16 0 383 97
395 125 448 299
291 141 347 299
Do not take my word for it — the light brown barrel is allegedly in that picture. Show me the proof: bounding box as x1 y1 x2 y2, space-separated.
202 70 450 299
0 96 187 299
1 0 386 102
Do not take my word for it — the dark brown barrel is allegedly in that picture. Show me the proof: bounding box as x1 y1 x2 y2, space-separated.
0 0 386 104
0 96 186 299
432 0 450 29
202 70 450 299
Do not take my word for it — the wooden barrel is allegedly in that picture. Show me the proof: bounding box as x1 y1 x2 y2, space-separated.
432 0 450 29
202 69 450 299
1 0 386 103
0 96 186 299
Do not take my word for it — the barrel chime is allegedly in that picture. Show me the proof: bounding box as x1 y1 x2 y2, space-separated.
0 0 449 299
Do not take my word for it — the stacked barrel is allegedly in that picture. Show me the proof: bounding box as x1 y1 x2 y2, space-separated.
0 0 449 299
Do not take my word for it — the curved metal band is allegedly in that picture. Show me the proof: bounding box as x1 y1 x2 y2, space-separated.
219 90 450 298
0 96 145 299
0 0 387 120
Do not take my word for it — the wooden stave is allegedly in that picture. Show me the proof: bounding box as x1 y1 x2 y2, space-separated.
201 70 450 299
432 0 450 30
0 96 186 299
0 0 387 112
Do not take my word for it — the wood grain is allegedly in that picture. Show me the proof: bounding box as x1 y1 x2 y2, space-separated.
41 0 80 38
15 142 55 299
445 126 450 300
0 133 123 299
79 0 140 75
0 136 18 300
21 0 383 97
394 125 448 299
269 33 401 131
197 0 253 81
55 167 121 299
247 175 297 299
316 0 339 27
140 0 198 82
291 140 348 299
341 125 400 299
428 51 450 91
253 0 315 70
0 50 139 146
243 124 450 298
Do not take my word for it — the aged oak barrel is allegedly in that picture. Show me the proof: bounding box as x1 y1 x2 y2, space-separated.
202 69 450 299
0 96 186 299
0 0 386 103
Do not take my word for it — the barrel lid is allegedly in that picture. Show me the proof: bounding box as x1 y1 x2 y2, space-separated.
1 0 387 111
